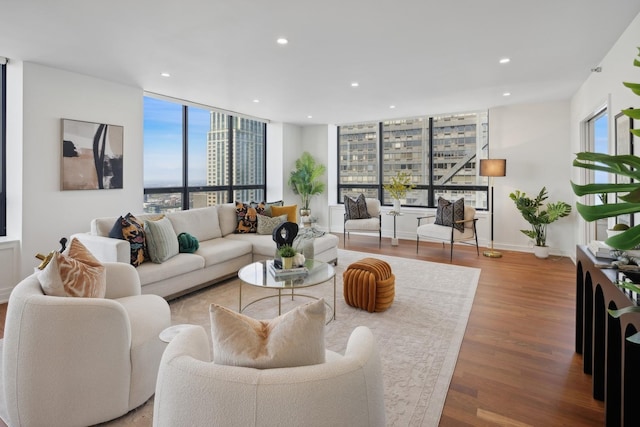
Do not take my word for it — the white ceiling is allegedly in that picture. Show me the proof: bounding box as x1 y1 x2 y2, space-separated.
2 0 640 125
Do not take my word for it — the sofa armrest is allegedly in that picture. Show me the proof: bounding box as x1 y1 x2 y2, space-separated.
104 262 142 299
71 233 130 263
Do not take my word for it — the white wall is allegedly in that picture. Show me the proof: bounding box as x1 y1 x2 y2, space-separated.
570 12 640 247
488 100 574 256
7 62 143 281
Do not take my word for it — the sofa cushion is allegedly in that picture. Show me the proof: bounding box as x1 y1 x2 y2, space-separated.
144 217 179 263
209 298 326 369
135 253 205 286
38 238 106 298
225 233 276 257
217 203 238 236
196 238 253 268
166 206 222 242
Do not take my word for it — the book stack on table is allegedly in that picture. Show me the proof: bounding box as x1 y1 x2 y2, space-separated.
587 241 616 259
267 260 309 279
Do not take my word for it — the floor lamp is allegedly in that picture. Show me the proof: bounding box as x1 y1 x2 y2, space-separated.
480 159 507 258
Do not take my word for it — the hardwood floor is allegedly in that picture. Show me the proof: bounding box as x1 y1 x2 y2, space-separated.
0 234 603 426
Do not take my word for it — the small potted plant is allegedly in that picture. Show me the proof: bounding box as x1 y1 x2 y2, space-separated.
277 244 297 269
383 171 416 213
509 187 572 258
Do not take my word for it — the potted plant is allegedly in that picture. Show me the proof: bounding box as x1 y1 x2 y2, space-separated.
383 171 416 213
509 187 572 258
288 152 326 218
277 244 297 269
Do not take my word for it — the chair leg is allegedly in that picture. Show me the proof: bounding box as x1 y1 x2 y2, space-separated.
378 230 381 248
416 235 419 253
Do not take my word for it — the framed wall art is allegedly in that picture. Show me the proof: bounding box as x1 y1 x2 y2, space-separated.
61 119 124 190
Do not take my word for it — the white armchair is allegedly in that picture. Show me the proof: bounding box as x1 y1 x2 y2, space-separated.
0 262 171 427
153 325 386 427
344 197 382 248
416 205 479 261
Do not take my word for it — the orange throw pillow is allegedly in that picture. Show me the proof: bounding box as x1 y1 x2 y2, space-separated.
271 204 298 224
39 238 106 298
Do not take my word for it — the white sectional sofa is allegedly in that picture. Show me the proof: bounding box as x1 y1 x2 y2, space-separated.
73 203 339 299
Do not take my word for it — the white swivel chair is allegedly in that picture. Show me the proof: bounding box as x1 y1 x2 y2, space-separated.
416 205 479 261
344 197 382 248
0 262 171 427
153 325 386 427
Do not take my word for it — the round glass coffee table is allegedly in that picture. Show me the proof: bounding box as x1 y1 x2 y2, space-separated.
237 259 336 323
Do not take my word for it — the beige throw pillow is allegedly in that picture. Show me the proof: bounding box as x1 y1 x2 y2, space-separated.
209 298 326 369
38 238 106 298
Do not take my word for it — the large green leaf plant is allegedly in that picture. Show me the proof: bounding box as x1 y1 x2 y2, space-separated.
572 47 640 342
288 152 326 210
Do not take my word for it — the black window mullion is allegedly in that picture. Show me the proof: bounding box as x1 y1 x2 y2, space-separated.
1 62 5 236
227 115 234 203
181 106 189 210
378 122 383 202
428 116 434 206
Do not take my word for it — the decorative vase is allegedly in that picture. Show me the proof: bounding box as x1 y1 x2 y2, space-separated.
533 245 549 259
282 256 294 269
392 199 401 213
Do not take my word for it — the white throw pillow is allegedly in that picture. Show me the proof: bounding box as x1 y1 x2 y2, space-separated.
209 298 326 369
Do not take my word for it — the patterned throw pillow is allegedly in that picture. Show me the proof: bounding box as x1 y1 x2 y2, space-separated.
209 298 326 369
344 194 371 220
257 214 288 235
235 201 260 233
258 200 284 217
38 238 106 298
109 213 148 266
434 197 465 232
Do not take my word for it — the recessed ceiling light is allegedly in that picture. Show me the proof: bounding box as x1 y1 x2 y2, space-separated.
499 58 510 64
307 115 313 119
277 38 288 45
160 72 171 77
351 82 359 87
503 92 511 97
390 105 396 109
253 99 260 103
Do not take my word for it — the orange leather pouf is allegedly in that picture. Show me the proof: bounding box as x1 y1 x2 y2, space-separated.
343 258 395 313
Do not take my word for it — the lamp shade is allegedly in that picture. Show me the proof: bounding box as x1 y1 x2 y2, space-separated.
479 159 506 177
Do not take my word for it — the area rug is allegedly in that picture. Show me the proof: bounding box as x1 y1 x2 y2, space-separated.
102 249 480 427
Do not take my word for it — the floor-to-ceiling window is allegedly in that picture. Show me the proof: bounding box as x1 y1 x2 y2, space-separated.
338 111 489 208
1 57 6 236
143 96 266 213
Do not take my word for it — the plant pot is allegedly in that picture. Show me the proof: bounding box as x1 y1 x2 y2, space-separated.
282 256 294 269
533 245 549 259
300 208 311 218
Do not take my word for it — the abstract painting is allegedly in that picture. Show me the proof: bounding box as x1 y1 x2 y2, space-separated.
62 119 124 190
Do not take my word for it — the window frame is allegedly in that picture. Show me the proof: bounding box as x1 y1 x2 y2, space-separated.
337 112 489 209
143 96 267 211
1 60 6 236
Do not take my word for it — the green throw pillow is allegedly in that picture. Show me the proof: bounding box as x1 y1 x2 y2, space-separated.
178 232 199 253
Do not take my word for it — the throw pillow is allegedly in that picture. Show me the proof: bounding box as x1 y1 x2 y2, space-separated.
257 214 288 235
109 213 148 267
177 232 199 253
235 201 260 234
144 217 179 263
209 298 326 369
344 194 370 220
38 238 106 298
434 197 465 232
258 200 284 217
271 204 298 224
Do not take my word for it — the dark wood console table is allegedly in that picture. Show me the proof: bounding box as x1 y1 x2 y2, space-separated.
576 245 640 426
